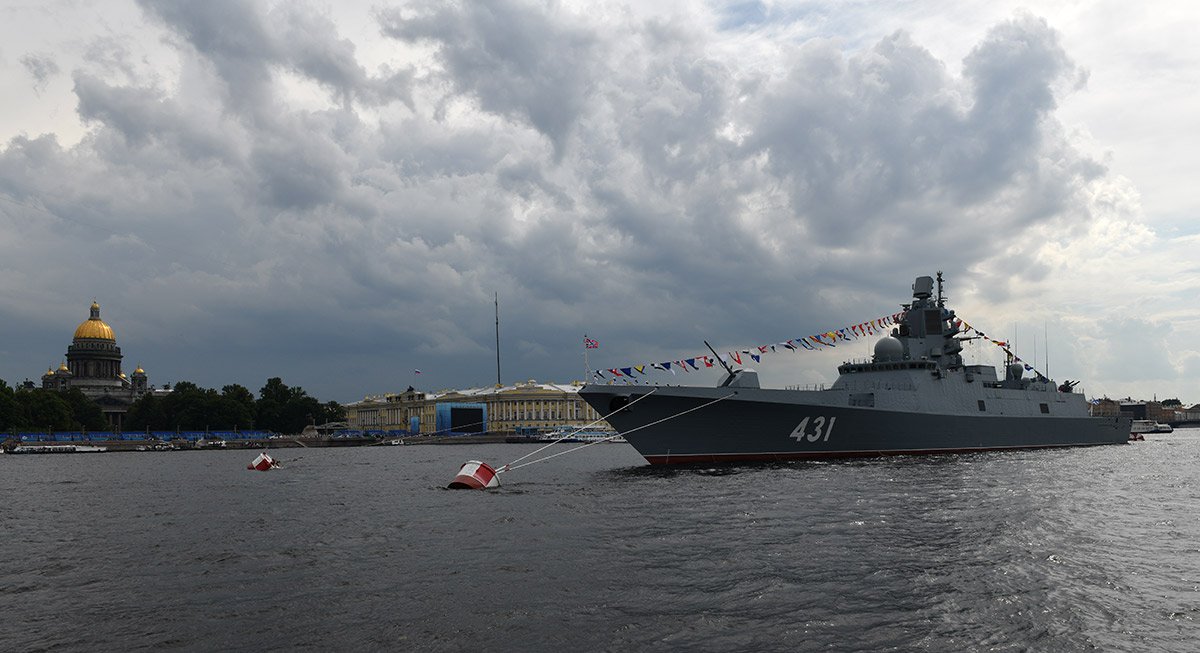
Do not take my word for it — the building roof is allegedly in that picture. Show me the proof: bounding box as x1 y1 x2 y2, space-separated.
73 301 116 341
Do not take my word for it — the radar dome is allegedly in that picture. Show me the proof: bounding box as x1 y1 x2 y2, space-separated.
873 337 904 362
1007 363 1024 380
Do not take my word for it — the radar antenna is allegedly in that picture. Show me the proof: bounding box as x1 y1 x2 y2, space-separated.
936 271 946 307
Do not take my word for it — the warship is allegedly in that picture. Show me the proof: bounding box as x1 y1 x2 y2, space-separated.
578 273 1130 464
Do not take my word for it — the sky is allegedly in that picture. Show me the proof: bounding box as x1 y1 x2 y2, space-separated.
1 0 1197 405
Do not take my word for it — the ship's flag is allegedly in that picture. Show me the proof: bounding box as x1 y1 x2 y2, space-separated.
750 353 761 363
703 357 714 368
584 336 599 349
610 368 623 377
684 358 698 370
634 365 646 375
414 369 422 374
731 351 742 365
620 367 633 377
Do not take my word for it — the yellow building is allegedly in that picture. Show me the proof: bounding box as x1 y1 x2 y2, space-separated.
343 381 603 434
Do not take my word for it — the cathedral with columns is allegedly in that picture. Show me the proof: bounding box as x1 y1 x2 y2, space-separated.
41 301 150 429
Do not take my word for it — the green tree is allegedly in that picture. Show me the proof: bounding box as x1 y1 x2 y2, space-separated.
322 401 346 424
16 389 74 431
0 380 31 431
256 377 323 434
221 384 257 429
127 393 166 431
60 388 108 431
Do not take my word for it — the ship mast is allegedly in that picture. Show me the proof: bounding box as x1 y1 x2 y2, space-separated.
495 292 501 387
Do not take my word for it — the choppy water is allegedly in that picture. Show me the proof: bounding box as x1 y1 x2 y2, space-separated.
3 429 1200 652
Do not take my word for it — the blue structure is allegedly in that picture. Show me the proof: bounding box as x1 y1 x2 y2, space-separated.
434 402 487 435
13 430 275 442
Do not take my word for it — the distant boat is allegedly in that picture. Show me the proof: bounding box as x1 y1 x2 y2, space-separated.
8 444 108 454
1130 420 1172 439
539 425 625 443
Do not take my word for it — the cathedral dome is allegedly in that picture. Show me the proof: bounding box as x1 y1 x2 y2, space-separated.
73 301 116 341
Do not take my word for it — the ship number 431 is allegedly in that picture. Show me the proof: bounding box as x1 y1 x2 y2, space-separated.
789 416 836 442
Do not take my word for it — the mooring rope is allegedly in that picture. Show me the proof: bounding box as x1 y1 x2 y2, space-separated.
499 389 660 472
502 390 737 472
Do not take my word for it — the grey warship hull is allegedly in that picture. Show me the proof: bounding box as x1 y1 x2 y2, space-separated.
577 385 1130 465
579 273 1130 465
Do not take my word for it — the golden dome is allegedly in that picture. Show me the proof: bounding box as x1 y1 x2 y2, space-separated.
119 372 127 379
58 361 69 372
73 301 116 341
43 367 55 377
134 365 145 375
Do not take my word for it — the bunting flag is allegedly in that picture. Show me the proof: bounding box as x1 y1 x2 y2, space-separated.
958 318 1052 382
587 310 907 382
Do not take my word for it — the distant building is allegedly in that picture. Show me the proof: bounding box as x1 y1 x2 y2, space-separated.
40 301 150 429
344 380 603 434
1089 398 1120 417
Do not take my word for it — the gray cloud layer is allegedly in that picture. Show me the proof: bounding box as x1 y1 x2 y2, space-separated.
0 2 1135 400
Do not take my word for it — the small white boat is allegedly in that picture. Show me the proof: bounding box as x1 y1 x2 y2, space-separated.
539 425 625 443
9 444 108 454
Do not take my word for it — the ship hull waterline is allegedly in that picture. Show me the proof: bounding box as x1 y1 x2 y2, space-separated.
578 386 1131 465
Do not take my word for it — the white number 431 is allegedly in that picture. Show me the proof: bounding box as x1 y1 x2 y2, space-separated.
789 416 835 442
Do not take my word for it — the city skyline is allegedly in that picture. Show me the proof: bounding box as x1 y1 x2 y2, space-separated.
2 1 1198 403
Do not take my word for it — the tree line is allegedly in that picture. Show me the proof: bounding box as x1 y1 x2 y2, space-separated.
0 381 107 431
1 377 344 434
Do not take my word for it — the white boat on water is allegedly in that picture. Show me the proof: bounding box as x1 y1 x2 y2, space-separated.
9 444 108 454
1130 420 1173 440
539 425 626 443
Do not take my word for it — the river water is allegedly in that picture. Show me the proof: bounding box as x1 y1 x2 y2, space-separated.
3 429 1200 652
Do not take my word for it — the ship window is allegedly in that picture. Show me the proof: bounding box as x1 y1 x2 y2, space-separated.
978 400 986 412
1040 403 1049 414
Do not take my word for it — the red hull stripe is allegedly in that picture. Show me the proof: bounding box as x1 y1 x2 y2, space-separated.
642 442 1121 465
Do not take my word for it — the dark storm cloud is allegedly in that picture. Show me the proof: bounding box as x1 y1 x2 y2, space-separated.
0 2 1116 398
377 0 599 156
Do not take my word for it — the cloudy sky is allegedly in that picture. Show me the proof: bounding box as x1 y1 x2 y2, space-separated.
1 0 1197 404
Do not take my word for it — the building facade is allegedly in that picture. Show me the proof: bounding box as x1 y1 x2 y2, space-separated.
41 301 149 428
344 380 604 434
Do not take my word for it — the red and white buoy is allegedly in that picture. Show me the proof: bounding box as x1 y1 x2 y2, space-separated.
248 452 278 471
447 460 500 489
